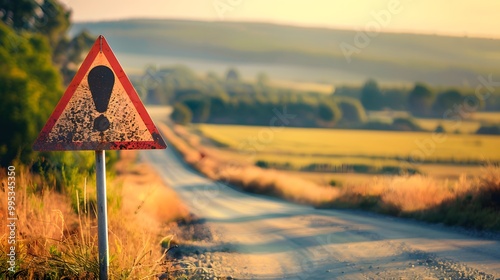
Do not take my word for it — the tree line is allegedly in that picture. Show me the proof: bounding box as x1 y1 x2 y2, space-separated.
133 66 500 133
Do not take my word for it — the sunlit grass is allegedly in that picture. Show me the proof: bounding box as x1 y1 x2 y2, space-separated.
0 154 190 279
327 166 500 229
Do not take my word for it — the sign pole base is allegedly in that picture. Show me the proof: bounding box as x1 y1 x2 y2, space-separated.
96 150 109 279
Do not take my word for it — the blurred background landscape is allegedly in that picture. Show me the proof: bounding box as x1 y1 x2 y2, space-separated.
69 16 500 181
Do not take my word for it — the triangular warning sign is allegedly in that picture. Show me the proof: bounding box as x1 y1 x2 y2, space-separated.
33 35 166 151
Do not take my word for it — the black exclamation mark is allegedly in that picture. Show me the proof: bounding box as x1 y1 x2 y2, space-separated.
88 65 115 132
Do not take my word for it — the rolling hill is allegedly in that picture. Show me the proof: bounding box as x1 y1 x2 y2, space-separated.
71 19 500 86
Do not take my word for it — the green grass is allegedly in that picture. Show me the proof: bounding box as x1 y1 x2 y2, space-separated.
196 124 500 175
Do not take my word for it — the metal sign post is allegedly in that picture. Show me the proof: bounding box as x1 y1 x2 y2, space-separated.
95 150 109 279
32 35 166 280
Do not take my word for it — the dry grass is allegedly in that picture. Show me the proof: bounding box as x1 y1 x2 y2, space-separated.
332 175 465 212
118 151 190 226
0 152 191 279
326 166 500 230
163 123 500 230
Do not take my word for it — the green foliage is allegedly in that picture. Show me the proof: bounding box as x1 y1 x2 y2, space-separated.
329 180 342 187
476 124 500 135
408 82 434 117
361 121 393 131
432 89 463 117
336 97 367 124
360 79 384 110
317 101 342 124
383 88 409 110
133 64 499 131
0 23 62 165
0 0 94 82
171 103 193 125
181 97 210 123
391 117 422 131
256 160 269 168
0 0 69 46
434 124 446 133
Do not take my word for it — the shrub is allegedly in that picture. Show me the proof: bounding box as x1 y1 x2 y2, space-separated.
476 124 500 135
391 117 422 131
337 98 367 124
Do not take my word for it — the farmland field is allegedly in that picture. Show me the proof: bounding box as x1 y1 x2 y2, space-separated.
195 124 500 179
414 118 481 134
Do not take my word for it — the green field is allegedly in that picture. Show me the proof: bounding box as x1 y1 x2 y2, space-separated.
195 124 500 178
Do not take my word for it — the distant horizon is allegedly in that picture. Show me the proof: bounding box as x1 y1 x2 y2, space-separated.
61 0 500 40
72 17 500 41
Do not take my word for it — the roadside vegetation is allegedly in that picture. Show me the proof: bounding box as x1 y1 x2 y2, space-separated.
0 152 191 278
162 123 500 231
0 2 195 278
322 168 500 230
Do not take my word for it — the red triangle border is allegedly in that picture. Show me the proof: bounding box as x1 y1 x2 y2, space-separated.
33 35 167 151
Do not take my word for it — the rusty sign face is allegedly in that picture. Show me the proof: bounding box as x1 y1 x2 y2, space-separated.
33 35 166 151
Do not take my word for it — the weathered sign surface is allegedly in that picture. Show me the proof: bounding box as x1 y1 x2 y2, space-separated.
33 35 166 151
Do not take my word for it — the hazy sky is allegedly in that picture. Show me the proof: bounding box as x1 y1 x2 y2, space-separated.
60 0 499 39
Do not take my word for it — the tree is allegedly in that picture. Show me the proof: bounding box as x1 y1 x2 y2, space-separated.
171 103 192 125
432 89 463 117
181 98 210 123
317 101 342 125
0 23 62 165
360 79 383 110
476 125 500 135
383 88 408 110
408 83 434 117
391 118 422 131
207 94 229 121
225 67 240 82
337 98 367 124
1 0 95 83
